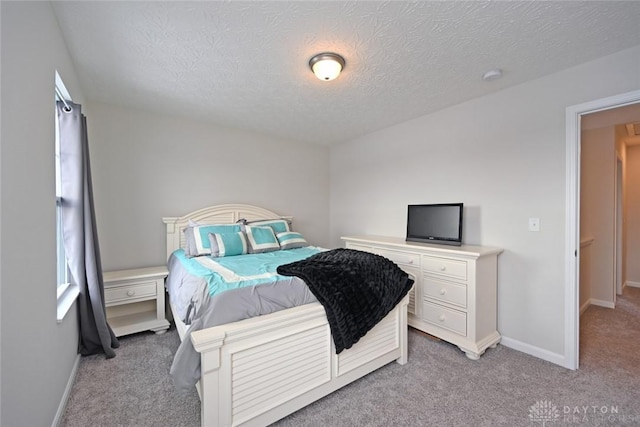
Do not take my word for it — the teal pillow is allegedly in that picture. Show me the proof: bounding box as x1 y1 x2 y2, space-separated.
276 231 308 250
246 219 290 234
183 224 242 257
245 226 280 254
208 232 248 257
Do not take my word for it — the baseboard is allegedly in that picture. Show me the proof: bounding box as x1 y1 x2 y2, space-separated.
626 281 640 288
590 298 615 309
52 354 80 427
499 336 568 368
579 300 591 315
580 298 615 314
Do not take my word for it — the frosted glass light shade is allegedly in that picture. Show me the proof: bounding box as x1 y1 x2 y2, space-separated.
309 53 345 81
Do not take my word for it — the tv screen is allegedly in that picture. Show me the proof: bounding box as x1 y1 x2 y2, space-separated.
406 203 463 246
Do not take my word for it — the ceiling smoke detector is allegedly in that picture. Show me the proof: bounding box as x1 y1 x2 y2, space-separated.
482 69 503 82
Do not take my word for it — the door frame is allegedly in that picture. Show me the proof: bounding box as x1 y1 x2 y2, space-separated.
615 154 623 298
565 89 640 370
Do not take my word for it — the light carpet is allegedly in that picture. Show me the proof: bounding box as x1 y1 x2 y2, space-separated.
61 287 640 426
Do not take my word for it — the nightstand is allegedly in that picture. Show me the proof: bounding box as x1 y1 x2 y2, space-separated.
103 266 170 337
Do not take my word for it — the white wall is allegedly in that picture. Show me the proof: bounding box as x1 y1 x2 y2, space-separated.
1 2 84 426
330 45 640 361
580 127 615 305
626 145 640 285
86 101 330 271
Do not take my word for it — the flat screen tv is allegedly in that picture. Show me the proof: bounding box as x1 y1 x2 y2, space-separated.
406 203 463 246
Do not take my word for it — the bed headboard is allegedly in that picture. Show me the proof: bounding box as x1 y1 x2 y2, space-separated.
162 203 291 260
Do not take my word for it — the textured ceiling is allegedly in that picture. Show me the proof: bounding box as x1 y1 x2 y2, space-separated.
51 1 640 145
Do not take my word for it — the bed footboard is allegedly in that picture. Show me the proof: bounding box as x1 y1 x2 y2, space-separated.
191 296 409 427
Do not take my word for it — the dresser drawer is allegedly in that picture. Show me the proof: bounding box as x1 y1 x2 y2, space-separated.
372 248 420 268
423 255 467 281
422 301 467 336
105 281 157 306
423 277 467 308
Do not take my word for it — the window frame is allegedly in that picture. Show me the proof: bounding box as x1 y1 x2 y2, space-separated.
55 71 79 322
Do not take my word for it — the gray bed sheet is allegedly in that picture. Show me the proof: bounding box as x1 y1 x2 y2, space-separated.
166 251 318 393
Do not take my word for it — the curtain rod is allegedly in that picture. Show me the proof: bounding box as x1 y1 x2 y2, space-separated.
55 87 72 112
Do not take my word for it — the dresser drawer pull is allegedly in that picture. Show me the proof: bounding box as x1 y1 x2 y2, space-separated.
439 289 447 295
440 266 446 271
439 314 446 322
126 290 135 297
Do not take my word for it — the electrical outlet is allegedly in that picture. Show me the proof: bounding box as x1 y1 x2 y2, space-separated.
528 218 540 232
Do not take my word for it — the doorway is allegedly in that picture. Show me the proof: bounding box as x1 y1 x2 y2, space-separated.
565 89 640 370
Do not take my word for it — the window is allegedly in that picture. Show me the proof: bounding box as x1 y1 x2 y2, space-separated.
55 71 79 321
55 98 67 286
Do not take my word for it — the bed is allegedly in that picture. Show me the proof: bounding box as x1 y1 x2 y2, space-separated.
162 204 410 427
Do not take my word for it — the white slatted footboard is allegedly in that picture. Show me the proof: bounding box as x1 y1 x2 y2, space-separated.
191 296 409 427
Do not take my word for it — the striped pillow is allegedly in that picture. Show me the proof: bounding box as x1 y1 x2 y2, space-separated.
276 232 308 250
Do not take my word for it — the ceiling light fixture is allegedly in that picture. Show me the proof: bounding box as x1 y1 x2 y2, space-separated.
309 52 345 81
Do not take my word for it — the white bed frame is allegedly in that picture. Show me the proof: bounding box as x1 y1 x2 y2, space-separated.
163 204 409 427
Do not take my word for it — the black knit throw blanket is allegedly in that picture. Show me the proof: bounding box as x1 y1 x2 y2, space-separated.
277 248 414 353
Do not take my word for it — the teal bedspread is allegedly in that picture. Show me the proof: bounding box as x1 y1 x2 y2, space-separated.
172 247 322 297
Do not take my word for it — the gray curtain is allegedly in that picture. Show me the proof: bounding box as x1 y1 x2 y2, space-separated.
57 101 119 358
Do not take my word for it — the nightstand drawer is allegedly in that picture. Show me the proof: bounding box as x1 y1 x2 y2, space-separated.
423 277 467 308
105 281 156 306
423 301 467 336
423 255 467 280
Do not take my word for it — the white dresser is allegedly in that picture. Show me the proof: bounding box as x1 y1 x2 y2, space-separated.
342 235 502 360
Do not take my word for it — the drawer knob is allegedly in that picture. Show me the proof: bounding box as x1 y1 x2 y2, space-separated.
439 289 447 295
439 314 446 322
126 290 135 297
440 266 446 271
407 259 413 264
